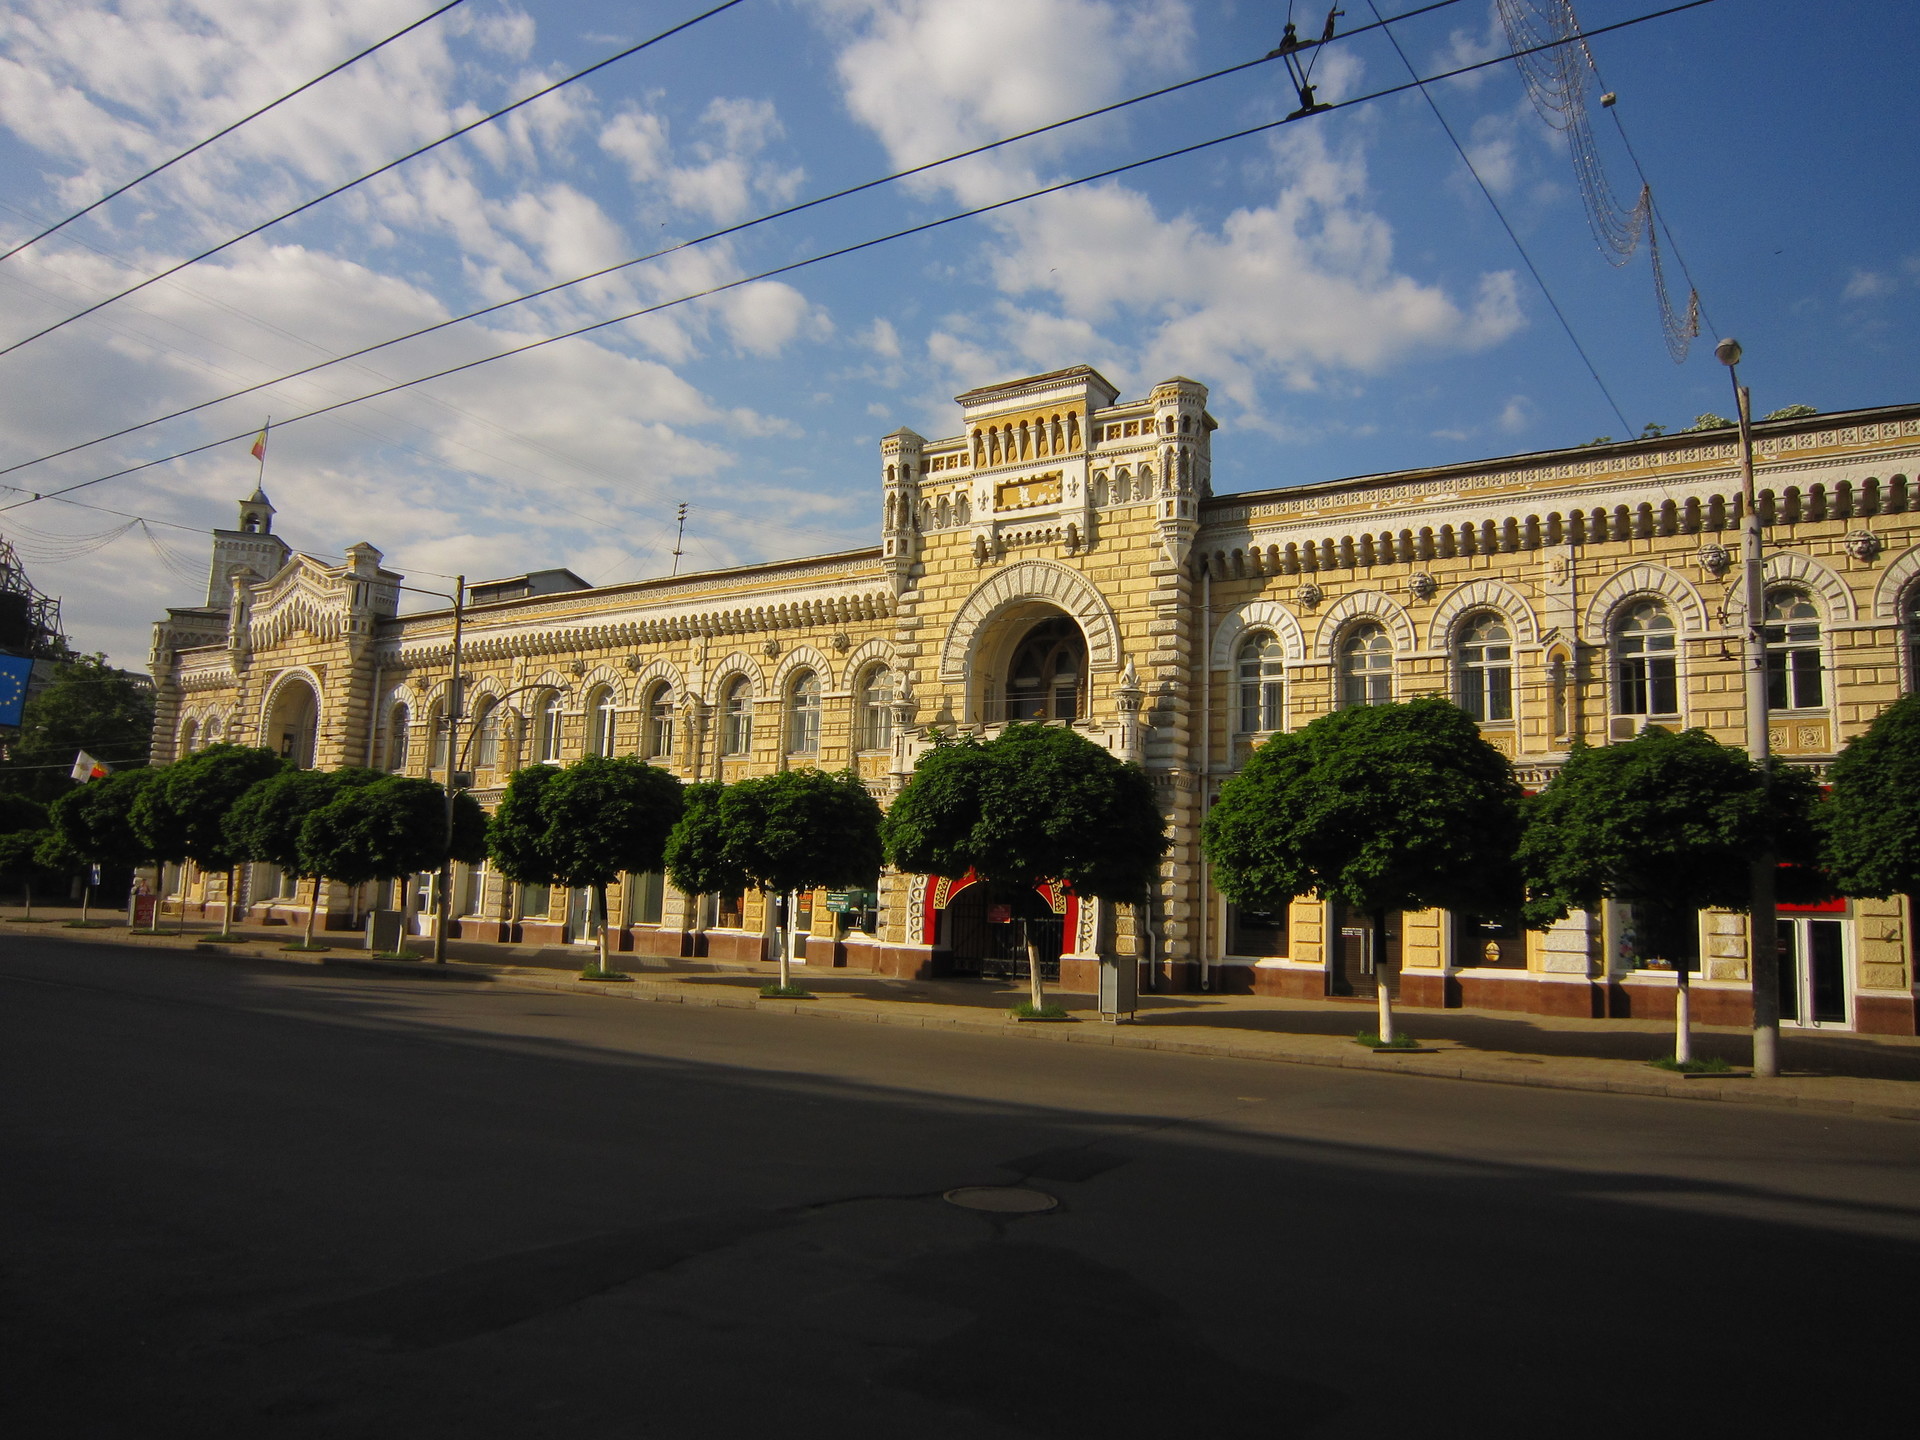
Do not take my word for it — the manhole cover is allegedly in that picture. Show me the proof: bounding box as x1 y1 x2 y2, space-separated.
943 1186 1059 1214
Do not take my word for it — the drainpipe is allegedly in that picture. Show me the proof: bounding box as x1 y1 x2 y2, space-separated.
1198 564 1212 992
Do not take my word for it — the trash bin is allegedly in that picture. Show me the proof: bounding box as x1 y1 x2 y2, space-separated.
366 909 405 955
1098 954 1137 1020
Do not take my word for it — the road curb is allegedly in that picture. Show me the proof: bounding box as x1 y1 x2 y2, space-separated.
18 928 1920 1123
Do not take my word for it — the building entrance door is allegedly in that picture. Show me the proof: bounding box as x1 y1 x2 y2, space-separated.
942 885 1063 983
566 887 596 945
1330 905 1400 999
1777 917 1849 1028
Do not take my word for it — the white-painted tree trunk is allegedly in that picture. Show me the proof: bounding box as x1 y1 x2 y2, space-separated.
596 884 612 974
777 889 795 991
1372 910 1395 1044
1675 974 1693 1063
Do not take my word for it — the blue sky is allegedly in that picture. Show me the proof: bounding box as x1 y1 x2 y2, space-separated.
0 0 1913 666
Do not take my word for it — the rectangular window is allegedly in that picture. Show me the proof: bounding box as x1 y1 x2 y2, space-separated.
1617 656 1678 716
628 870 665 926
1454 912 1526 968
1767 649 1824 710
519 882 551 920
1226 902 1288 958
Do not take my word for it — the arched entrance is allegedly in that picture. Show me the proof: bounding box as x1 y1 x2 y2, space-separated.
942 884 1064 983
265 676 320 768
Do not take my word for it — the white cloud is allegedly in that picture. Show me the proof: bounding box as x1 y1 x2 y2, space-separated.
809 0 1528 420
599 93 803 226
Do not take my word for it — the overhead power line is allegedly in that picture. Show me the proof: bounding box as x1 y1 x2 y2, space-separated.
1363 0 1631 432
0 0 1719 521
0 1 468 264
0 0 747 360
0 0 1470 483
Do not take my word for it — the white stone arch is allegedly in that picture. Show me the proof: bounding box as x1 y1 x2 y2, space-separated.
703 651 766 704
1873 544 1920 623
507 669 573 718
1721 551 1856 626
1428 578 1540 650
570 666 628 710
1210 600 1306 670
626 658 686 703
938 559 1122 682
257 666 324 767
1314 591 1415 662
1581 563 1707 642
773 645 834 694
839 637 898 692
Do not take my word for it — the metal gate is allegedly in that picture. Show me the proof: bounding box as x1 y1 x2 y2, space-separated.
942 885 1063 982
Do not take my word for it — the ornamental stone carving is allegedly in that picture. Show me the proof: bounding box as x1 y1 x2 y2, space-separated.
1696 543 1730 578
1408 572 1437 601
1846 530 1882 564
1295 582 1323 608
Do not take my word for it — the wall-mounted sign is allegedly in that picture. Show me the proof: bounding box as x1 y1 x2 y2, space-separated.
994 474 1063 512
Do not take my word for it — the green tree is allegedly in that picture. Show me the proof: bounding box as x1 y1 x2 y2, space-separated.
713 768 883 993
1519 725 1822 1063
131 743 286 937
663 781 749 908
298 777 487 946
885 725 1167 1011
1820 693 1920 900
49 768 160 923
0 827 57 916
0 792 49 834
1204 698 1522 1045
224 767 385 946
538 755 685 974
0 654 153 802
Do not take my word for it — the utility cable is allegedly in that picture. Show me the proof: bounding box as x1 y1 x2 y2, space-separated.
0 0 1719 518
0 0 747 359
0 0 1471 483
0 1 468 264
1363 0 1633 434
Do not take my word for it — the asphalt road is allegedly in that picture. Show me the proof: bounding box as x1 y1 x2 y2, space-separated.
3 935 1916 1439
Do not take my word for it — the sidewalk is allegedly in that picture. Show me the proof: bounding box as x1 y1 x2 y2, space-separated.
7 904 1918 1121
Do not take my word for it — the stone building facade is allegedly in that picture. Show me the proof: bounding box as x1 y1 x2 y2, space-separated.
151 366 1920 1034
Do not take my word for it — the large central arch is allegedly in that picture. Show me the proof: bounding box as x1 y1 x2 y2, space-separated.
938 559 1122 684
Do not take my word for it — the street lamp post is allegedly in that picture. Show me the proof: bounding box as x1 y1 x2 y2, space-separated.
1717 338 1781 1078
398 578 467 966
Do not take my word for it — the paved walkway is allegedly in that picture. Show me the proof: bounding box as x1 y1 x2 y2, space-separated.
7 905 1918 1121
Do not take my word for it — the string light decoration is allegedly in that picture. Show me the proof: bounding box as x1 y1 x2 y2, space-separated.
1497 0 1700 360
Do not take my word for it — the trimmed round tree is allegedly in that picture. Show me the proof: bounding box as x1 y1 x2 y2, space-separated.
1204 697 1522 1045
131 743 286 937
49 768 160 925
0 828 57 917
298 777 487 947
1519 724 1821 1064
664 780 750 940
884 725 1167 1012
224 767 386 945
537 755 686 975
1821 693 1920 900
716 768 884 994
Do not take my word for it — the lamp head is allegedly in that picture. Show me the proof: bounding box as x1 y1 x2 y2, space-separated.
1714 337 1743 368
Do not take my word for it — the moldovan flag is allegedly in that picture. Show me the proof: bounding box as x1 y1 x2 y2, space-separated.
250 424 269 462
71 751 110 782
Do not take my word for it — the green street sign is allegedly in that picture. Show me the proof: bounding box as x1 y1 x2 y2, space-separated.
825 889 876 913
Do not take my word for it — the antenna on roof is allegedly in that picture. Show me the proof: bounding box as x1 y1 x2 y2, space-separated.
670 501 688 576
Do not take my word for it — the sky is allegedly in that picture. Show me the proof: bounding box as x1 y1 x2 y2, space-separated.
0 0 1914 668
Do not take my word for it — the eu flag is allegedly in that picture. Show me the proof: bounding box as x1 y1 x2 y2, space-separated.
0 654 31 727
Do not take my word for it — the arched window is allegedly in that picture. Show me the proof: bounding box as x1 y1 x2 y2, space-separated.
585 686 618 757
788 670 821 753
723 677 752 755
1005 617 1084 722
645 684 675 760
387 704 410 771
179 719 198 755
1236 632 1284 733
1457 613 1514 722
533 690 562 762
427 701 450 772
202 716 221 746
1340 623 1393 708
472 699 500 769
1908 587 1920 693
1764 589 1824 711
1614 599 1678 716
859 666 892 751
